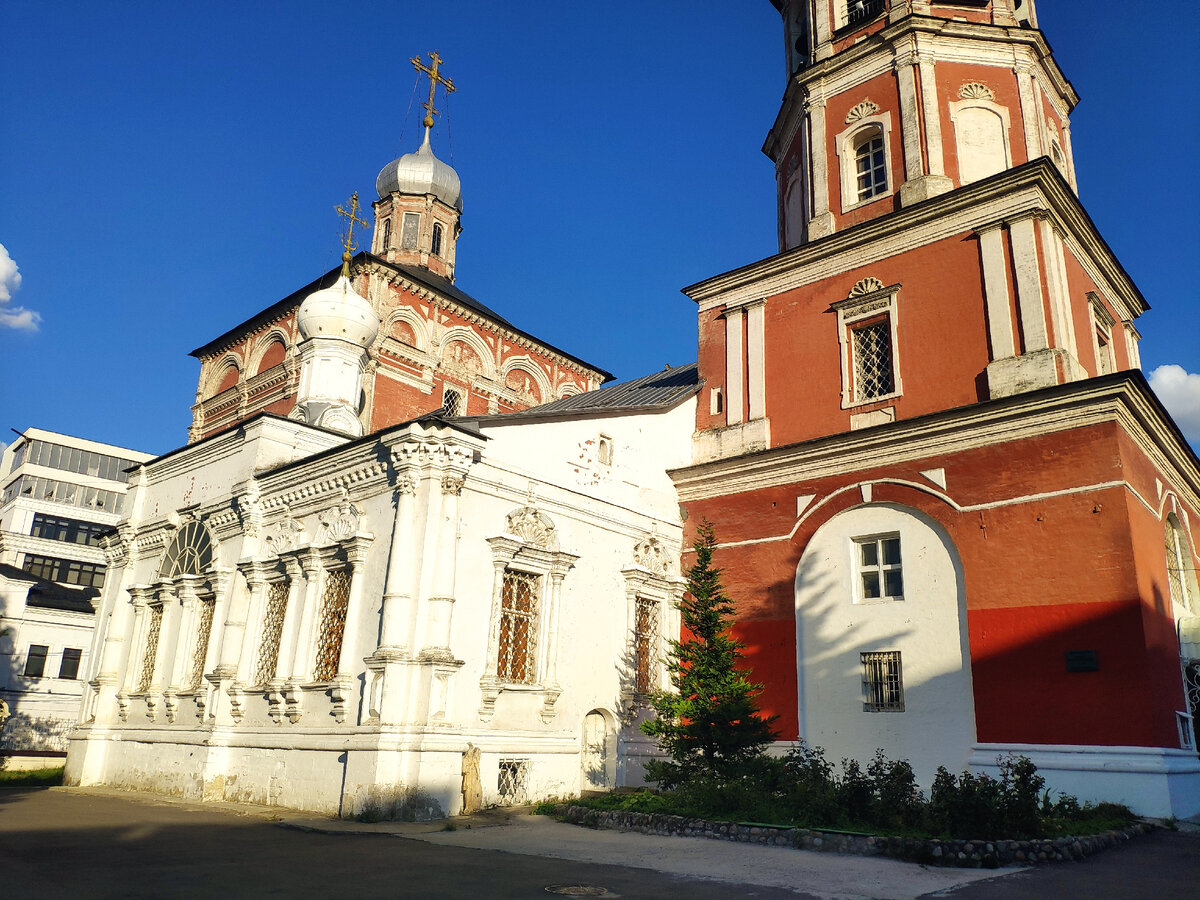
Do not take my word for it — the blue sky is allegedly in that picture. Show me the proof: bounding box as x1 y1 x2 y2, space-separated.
1 1 1197 455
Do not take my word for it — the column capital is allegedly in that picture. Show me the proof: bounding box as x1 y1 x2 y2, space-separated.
441 473 466 497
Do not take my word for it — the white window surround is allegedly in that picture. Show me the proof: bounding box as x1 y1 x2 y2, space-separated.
1123 323 1142 370
948 98 1013 186
620 531 684 715
1087 292 1118 376
480 505 578 723
832 279 903 410
834 112 895 214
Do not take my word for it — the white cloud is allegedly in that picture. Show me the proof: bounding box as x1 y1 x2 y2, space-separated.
1149 364 1200 446
0 243 40 331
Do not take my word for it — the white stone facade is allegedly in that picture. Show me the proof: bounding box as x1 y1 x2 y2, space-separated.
66 395 694 816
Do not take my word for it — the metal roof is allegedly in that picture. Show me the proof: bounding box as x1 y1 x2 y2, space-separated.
464 363 700 423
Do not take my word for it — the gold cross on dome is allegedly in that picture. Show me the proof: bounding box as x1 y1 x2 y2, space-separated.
411 51 456 130
336 191 368 255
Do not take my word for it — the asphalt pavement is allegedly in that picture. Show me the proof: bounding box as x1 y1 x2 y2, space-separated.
1 786 1196 899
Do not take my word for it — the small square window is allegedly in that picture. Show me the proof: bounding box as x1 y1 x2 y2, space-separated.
854 535 903 601
59 648 82 680
24 644 49 678
862 650 904 712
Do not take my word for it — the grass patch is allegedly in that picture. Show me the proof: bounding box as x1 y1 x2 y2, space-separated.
0 766 65 788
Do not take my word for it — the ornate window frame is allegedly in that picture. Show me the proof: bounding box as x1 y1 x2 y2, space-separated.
620 530 684 716
834 109 894 214
480 504 578 723
832 278 903 410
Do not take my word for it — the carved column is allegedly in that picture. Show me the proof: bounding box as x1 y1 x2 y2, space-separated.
813 0 833 60
1061 119 1078 192
332 535 374 723
88 535 137 724
378 471 419 652
916 52 948 179
424 473 465 656
146 582 178 721
116 586 152 721
232 561 269 684
274 556 305 685
286 548 324 685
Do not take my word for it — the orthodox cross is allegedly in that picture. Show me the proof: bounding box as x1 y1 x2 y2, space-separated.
335 191 368 273
411 51 456 130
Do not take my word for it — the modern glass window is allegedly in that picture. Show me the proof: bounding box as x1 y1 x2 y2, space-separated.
851 319 895 401
59 648 82 680
24 644 49 678
861 650 904 712
497 569 540 684
17 439 136 483
22 553 106 588
31 513 109 547
3 474 123 513
854 132 888 201
855 534 903 601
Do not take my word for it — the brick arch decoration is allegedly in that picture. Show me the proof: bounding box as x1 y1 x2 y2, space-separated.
437 326 496 380
501 357 552 405
382 308 430 352
249 328 290 377
208 353 243 396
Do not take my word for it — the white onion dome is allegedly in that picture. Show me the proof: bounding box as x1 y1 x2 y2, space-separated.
296 270 379 348
375 131 463 211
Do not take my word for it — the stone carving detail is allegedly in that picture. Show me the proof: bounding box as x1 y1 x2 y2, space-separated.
440 340 483 377
236 489 264 539
461 743 483 814
506 506 558 550
849 277 885 297
958 82 995 101
442 474 466 497
395 473 418 497
845 100 880 124
316 491 363 545
264 509 305 557
633 532 675 578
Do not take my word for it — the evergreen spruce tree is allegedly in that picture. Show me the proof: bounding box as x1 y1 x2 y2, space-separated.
641 520 777 788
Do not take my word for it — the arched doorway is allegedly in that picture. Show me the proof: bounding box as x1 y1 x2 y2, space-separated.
581 709 617 791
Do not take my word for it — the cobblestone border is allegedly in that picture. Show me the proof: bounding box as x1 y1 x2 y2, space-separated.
548 804 1154 868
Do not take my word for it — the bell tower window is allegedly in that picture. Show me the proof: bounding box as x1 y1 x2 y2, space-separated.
381 218 391 251
432 222 444 256
854 132 887 202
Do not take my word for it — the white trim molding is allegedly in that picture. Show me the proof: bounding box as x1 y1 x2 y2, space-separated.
833 110 895 214
832 279 903 410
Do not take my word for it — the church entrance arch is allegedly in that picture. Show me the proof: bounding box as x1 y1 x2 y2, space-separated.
581 709 617 791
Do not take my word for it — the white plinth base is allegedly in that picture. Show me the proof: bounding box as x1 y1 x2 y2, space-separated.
970 742 1200 819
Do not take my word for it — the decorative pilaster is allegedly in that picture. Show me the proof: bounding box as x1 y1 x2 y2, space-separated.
423 473 465 659
804 92 835 239
724 309 745 426
332 533 375 724
1015 63 1043 161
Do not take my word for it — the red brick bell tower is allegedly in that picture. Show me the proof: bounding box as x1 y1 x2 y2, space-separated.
674 0 1200 818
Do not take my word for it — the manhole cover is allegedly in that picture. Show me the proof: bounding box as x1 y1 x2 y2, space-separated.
544 885 607 896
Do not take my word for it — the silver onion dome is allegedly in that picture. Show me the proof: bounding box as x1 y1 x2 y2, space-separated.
376 131 463 211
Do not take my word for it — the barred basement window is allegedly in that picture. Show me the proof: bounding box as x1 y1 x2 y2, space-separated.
862 651 904 712
497 569 539 684
313 569 351 682
855 534 903 601
634 597 659 694
138 605 164 692
254 581 290 686
497 758 530 805
851 319 894 401
188 598 216 690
